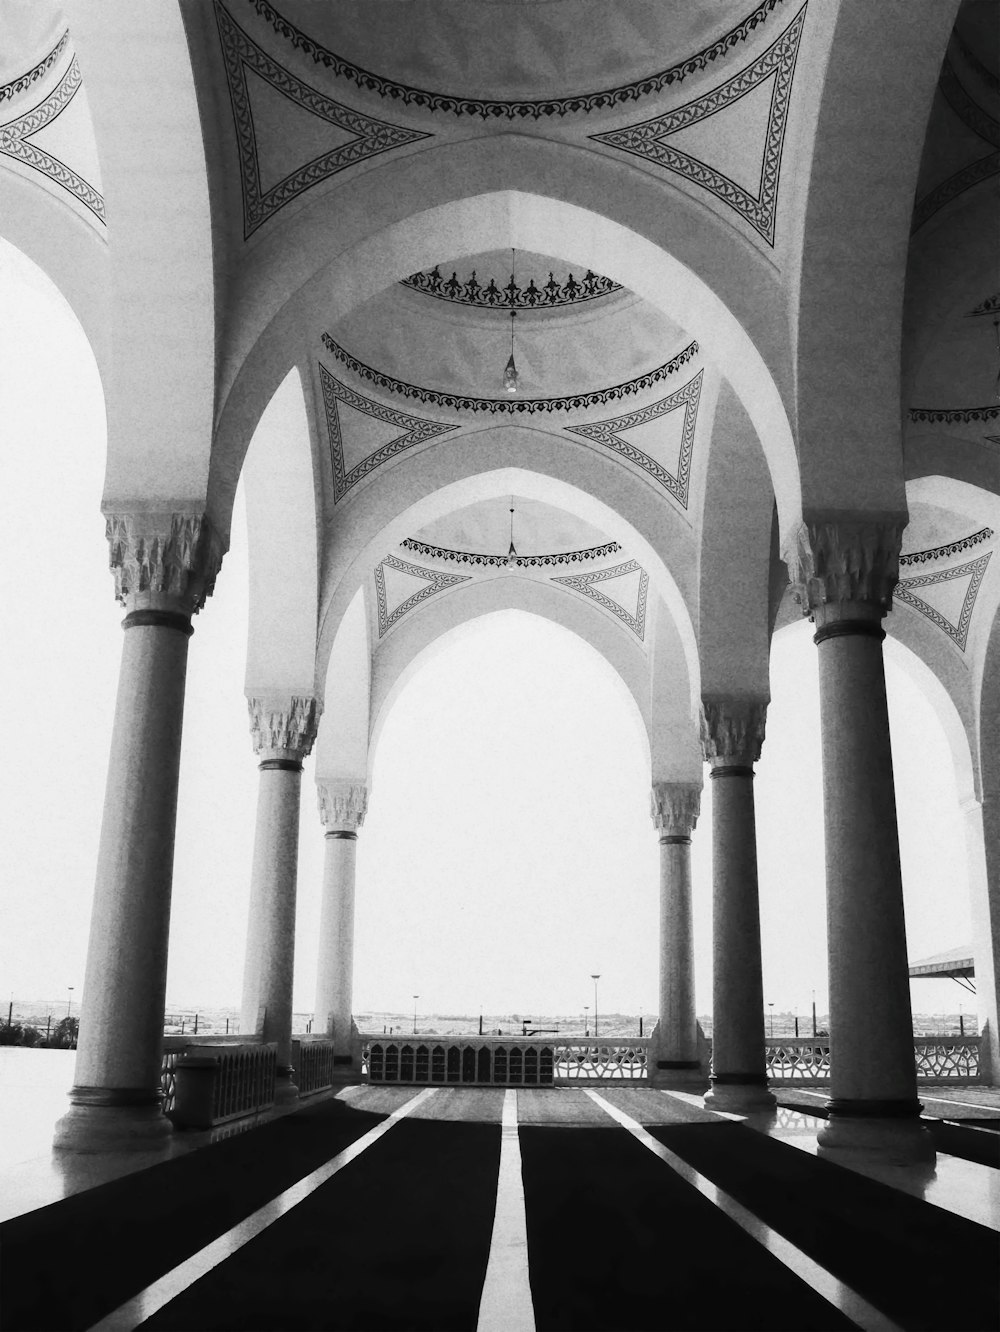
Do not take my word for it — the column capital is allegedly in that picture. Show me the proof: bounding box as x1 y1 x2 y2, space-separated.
317 779 369 832
783 514 904 620
700 696 767 766
650 781 701 837
105 509 225 617
247 695 321 763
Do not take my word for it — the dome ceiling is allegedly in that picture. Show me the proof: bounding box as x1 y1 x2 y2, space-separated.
413 496 610 559
330 269 686 402
251 1 770 106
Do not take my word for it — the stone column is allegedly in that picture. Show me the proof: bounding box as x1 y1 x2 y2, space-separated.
788 517 932 1160
701 697 776 1113
649 781 702 1083
55 511 223 1151
239 695 320 1105
315 781 369 1062
965 794 1000 1084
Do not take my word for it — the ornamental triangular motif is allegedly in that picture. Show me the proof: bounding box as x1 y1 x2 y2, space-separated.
564 372 702 508
552 559 650 641
0 55 105 224
320 364 459 503
589 4 805 245
896 552 991 652
374 554 471 638
215 2 430 237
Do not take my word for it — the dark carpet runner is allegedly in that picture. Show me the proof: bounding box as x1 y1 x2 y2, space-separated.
518 1125 857 1332
0 1099 386 1332
648 1120 1000 1332
137 1118 501 1331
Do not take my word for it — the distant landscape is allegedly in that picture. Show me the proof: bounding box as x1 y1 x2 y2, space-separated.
1 998 979 1041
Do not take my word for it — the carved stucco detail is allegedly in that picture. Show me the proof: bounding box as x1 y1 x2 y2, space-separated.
105 511 225 615
317 780 369 832
700 697 768 765
247 695 321 761
784 518 904 616
650 782 701 836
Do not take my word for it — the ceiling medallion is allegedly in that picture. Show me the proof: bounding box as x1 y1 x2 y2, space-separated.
401 265 622 310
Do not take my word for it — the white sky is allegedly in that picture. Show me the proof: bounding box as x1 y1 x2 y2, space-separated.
0 240 974 1028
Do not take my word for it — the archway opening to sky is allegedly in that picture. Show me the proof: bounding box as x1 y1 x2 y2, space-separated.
354 611 659 1023
758 621 973 1027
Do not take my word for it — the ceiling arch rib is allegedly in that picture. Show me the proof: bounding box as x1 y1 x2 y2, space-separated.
368 594 655 788
209 184 799 551
315 463 702 720
63 0 216 508
243 365 320 699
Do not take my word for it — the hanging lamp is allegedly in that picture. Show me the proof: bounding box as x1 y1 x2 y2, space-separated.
502 248 519 393
506 501 518 568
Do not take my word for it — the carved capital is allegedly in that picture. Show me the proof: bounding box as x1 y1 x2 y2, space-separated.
317 779 369 832
650 781 701 836
247 695 321 762
700 696 767 765
105 509 225 616
783 516 904 618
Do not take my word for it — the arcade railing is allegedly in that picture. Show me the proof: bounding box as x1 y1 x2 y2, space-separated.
160 1036 277 1127
763 1036 980 1084
360 1035 650 1086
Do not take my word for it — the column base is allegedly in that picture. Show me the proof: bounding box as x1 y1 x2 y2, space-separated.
704 1077 776 1114
817 1103 935 1165
274 1066 300 1108
53 1088 172 1154
649 1059 707 1090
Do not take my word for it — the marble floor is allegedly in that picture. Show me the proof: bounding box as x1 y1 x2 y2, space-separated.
1 1049 998 1234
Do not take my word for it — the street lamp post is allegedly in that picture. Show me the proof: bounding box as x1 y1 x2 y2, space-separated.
768 1002 774 1038
583 1005 589 1038
591 974 601 1039
412 995 419 1036
67 986 74 1019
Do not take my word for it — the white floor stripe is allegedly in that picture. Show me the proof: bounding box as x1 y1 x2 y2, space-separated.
86 1087 438 1332
476 1089 535 1332
586 1090 906 1332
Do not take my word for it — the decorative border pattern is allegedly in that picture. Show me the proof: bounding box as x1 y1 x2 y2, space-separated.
955 29 1000 96
401 265 622 310
589 5 806 246
564 371 703 508
0 56 105 223
321 333 698 416
0 29 70 105
896 552 992 652
966 292 1000 317
908 405 1000 424
552 559 649 642
374 554 470 637
912 57 999 233
399 538 622 569
215 2 430 237
320 365 459 503
248 0 788 120
939 56 1000 149
900 527 994 567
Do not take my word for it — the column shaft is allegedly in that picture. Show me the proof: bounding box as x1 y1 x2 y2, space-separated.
57 616 191 1148
315 832 358 1051
817 627 918 1111
241 764 303 1079
657 837 697 1065
709 770 769 1092
966 797 1000 1082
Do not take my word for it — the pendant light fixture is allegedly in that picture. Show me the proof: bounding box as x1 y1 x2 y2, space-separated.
506 500 518 568
502 247 519 394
